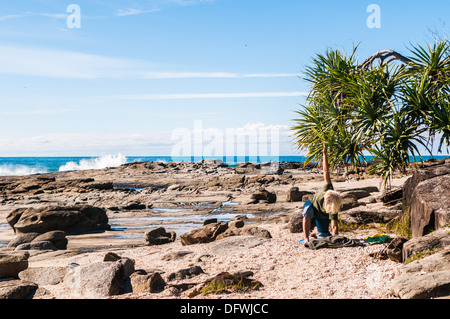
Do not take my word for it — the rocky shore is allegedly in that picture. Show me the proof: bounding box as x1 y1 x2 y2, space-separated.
0 159 449 299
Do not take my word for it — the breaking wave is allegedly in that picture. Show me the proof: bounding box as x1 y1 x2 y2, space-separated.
59 153 128 172
0 164 48 176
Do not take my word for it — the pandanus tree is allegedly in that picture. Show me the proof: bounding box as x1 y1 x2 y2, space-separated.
292 40 450 189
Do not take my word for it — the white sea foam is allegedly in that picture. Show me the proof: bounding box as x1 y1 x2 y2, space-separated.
0 164 47 176
59 153 128 172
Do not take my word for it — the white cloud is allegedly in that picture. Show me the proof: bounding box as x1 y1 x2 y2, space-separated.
164 0 214 6
2 108 79 115
37 13 68 19
112 91 308 100
116 8 161 16
0 123 296 156
0 45 147 79
0 14 26 21
138 72 300 79
0 44 300 80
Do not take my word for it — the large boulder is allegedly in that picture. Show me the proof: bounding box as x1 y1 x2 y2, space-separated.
391 248 450 299
64 260 130 299
340 193 360 211
409 175 450 238
180 222 228 246
9 230 68 251
402 228 450 262
215 225 272 240
402 163 450 209
0 279 38 299
402 163 450 237
7 205 110 234
341 186 379 200
18 266 67 285
0 252 29 279
339 202 403 225
6 233 40 249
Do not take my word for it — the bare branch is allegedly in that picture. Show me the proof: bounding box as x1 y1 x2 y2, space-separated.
361 49 412 70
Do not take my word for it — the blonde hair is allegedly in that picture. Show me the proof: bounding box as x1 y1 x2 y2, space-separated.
323 190 342 214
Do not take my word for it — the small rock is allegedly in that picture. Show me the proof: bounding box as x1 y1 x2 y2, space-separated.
0 251 29 279
203 218 218 225
167 265 204 281
250 187 277 204
144 227 176 246
228 220 245 228
288 213 303 233
161 251 193 261
286 187 312 202
130 271 166 293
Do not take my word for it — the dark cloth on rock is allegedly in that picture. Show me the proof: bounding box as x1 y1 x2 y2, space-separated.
308 235 365 250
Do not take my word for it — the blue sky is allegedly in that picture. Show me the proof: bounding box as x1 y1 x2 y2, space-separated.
0 0 448 156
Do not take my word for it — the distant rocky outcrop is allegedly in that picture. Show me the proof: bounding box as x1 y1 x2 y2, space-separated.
0 177 114 196
7 205 110 234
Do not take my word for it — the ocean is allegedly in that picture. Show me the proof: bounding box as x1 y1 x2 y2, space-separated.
0 154 448 176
